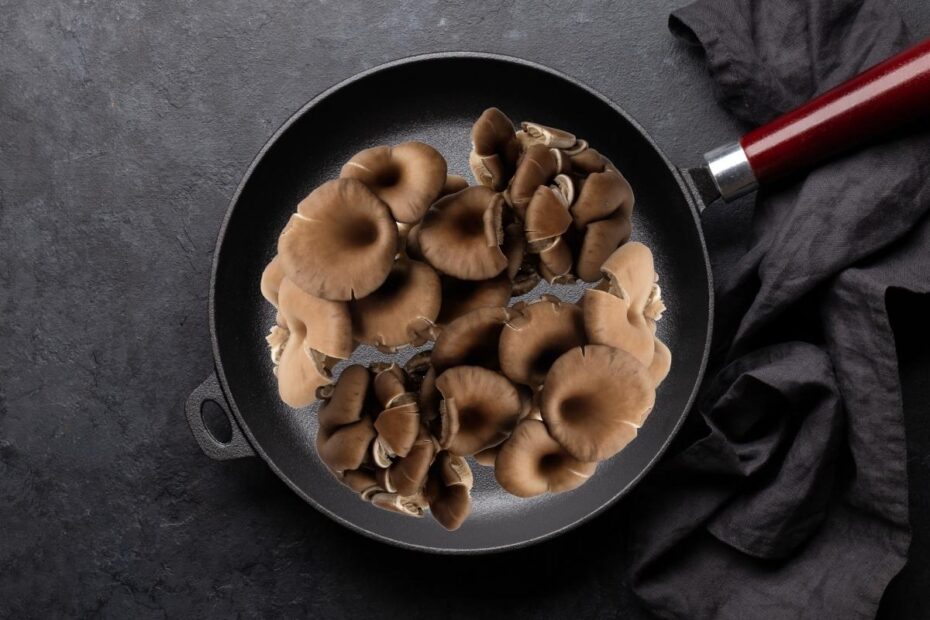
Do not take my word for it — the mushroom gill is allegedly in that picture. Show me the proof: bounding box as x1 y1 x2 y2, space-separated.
436 273 513 325
418 186 509 281
277 178 398 301
348 257 441 350
433 365 523 456
495 419 597 497
340 142 448 224
540 345 655 462
499 296 587 388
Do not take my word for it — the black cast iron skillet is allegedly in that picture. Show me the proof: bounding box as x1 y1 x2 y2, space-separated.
185 45 930 553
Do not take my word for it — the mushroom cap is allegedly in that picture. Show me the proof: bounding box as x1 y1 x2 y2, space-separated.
568 148 608 175
418 365 440 422
502 221 527 281
511 256 541 295
508 145 565 217
278 178 398 301
561 139 589 157
434 366 523 456
374 401 421 458
277 277 354 360
404 223 424 261
272 328 333 408
525 186 572 244
340 142 448 223
336 468 381 498
499 297 587 387
440 174 470 197
495 419 597 497
570 169 634 230
582 242 660 365
540 345 655 462
431 306 515 372
425 452 473 530
518 121 577 149
649 337 672 386
575 210 631 282
316 365 377 471
473 445 501 466
470 107 521 191
348 257 441 349
260 256 285 307
436 273 512 325
387 425 436 497
373 364 408 408
537 236 574 282
418 186 508 280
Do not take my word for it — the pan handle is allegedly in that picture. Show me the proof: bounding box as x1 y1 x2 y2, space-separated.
704 36 930 202
185 372 256 460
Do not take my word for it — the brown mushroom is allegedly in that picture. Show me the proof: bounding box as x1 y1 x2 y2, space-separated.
499 296 587 387
469 107 521 191
473 445 500 466
434 366 523 456
440 175 469 197
649 337 672 386
336 468 381 499
260 256 286 307
575 209 631 282
403 351 433 392
495 419 597 497
340 142 448 223
371 491 428 517
372 363 408 408
540 345 655 462
570 169 634 230
502 221 527 281
561 139 589 157
348 257 441 350
508 145 567 217
536 236 574 282
418 186 508 280
436 273 513 325
418 365 440 422
524 186 572 244
582 242 663 366
517 121 577 149
511 256 541 295
268 328 333 408
430 306 516 372
385 425 436 496
277 178 398 301
425 452 473 530
374 401 420 459
316 365 378 472
568 148 608 175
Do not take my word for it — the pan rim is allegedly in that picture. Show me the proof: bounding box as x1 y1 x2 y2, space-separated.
207 51 714 554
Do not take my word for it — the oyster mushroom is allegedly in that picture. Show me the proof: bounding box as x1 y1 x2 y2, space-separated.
524 186 572 245
277 178 398 301
511 256 542 295
260 256 286 307
508 145 567 218
649 338 672 386
568 148 608 175
268 277 354 407
495 419 597 497
440 174 469 197
516 121 577 149
499 296 587 387
540 345 655 462
469 107 521 191
336 468 381 499
418 186 508 280
430 306 516 372
502 221 526 281
374 400 420 459
340 141 448 223
385 425 436 497
316 365 378 472
473 445 500 466
433 366 523 456
348 257 441 350
372 363 408 408
436 273 512 325
536 236 574 282
575 209 632 282
425 452 473 530
570 169 634 230
371 491 428 517
582 242 664 367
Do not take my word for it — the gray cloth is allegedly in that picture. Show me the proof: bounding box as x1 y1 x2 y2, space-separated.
629 1 930 618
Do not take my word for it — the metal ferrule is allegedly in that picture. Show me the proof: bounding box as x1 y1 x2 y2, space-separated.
704 142 758 202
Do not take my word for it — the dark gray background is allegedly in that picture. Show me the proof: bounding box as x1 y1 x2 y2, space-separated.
1 1 928 617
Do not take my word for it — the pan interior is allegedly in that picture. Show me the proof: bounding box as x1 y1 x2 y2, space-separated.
213 55 710 552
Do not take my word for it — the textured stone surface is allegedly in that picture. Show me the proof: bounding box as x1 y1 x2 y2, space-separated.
1 1 928 617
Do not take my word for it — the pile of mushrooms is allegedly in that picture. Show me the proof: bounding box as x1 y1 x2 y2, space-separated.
259 109 670 530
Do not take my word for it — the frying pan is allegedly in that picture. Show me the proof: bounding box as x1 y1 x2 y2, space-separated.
185 41 930 553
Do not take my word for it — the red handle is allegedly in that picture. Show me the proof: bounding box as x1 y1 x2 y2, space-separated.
740 37 930 183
